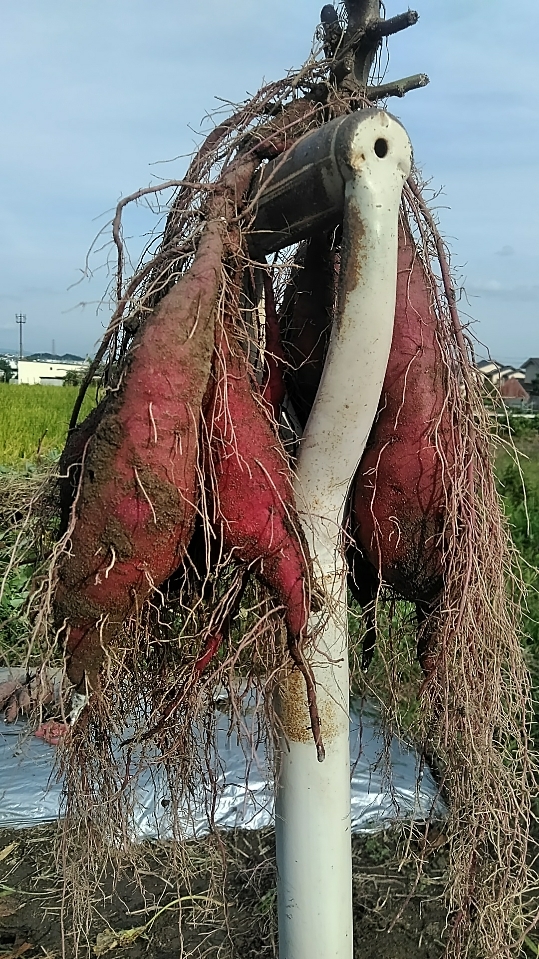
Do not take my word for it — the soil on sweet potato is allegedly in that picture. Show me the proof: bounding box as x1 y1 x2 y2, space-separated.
0 823 452 959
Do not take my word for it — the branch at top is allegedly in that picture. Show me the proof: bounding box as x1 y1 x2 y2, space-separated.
365 10 419 42
367 73 429 100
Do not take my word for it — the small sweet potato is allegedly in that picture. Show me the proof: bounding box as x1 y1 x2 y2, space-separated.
261 272 287 417
205 323 323 756
280 235 335 427
205 324 310 641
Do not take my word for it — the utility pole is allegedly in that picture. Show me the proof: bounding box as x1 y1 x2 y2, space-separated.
15 313 26 359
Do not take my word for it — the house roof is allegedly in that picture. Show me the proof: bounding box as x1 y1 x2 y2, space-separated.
476 359 508 373
521 358 539 367
500 378 530 400
476 360 526 382
477 359 498 371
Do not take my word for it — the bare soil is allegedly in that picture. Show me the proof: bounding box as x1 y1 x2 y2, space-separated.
0 824 450 959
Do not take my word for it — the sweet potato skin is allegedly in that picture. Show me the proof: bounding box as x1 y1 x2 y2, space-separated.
350 225 451 604
261 272 287 417
58 402 107 537
55 219 226 692
280 235 335 428
205 326 310 641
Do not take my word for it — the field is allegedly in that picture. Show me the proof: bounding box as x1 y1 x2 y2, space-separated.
0 393 538 958
0 384 96 468
497 423 539 680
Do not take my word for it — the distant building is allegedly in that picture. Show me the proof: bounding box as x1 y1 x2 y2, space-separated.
17 359 86 386
0 355 17 382
520 358 539 389
476 359 526 386
475 358 537 409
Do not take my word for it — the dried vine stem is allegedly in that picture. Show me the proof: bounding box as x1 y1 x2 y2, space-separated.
111 179 216 302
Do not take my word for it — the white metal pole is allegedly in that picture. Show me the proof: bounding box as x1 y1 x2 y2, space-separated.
275 112 411 959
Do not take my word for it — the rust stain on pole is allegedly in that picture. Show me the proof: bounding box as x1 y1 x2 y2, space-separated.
279 668 339 745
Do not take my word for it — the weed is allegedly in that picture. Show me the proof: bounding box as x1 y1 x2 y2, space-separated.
363 833 393 865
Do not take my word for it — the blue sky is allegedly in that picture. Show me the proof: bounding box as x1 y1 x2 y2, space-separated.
0 0 537 365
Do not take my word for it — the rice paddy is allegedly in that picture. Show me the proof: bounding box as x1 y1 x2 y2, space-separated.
0 384 96 468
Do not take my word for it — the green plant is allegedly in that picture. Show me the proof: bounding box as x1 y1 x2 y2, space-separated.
256 888 277 916
363 833 393 864
0 560 33 660
496 449 539 736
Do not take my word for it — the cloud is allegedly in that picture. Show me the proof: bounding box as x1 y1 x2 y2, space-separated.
496 245 515 257
467 281 539 302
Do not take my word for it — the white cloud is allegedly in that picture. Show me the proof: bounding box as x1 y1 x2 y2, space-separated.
468 282 539 302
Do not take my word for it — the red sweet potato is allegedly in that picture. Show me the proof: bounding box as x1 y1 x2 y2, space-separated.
279 235 335 427
205 324 310 642
349 225 451 606
55 219 226 693
261 272 286 417
204 323 323 757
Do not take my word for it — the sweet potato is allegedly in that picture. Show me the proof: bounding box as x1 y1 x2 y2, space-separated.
280 235 335 428
205 323 323 756
55 218 226 693
261 272 286 417
205 324 310 641
349 224 451 611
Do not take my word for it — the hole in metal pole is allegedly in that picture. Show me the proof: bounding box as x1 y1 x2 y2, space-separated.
374 138 388 158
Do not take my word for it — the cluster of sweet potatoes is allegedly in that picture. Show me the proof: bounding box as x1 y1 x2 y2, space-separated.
52 216 447 706
53 203 312 709
2 152 448 735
